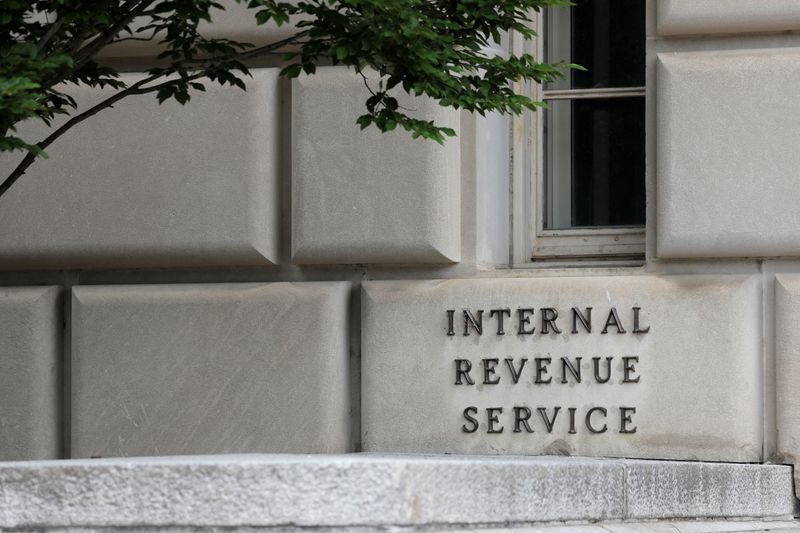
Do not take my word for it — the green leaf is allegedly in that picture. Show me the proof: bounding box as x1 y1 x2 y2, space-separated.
280 64 303 78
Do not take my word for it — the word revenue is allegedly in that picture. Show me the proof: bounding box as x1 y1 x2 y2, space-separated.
453 356 640 386
446 306 650 337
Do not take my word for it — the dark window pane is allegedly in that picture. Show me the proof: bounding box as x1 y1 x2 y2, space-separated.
544 97 645 229
545 0 645 90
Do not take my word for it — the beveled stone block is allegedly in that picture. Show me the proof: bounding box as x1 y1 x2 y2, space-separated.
291 67 460 265
0 69 280 270
657 0 800 36
71 282 350 457
0 286 61 460
101 1 303 58
362 275 761 462
656 50 800 259
775 274 800 495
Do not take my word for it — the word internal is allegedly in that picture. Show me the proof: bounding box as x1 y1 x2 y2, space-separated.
446 306 650 337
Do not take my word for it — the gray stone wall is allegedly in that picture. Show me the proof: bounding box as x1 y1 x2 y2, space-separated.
3 0 800 500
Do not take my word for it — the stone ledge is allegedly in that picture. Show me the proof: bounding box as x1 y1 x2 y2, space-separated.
657 0 800 36
0 455 793 529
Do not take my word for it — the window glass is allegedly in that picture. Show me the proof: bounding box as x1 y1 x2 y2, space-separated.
545 0 646 91
541 0 645 232
544 98 645 229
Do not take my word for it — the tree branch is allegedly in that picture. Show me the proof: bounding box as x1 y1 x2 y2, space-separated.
70 0 156 68
130 71 207 95
36 18 66 53
0 72 162 199
110 31 158 44
40 0 156 92
0 29 312 199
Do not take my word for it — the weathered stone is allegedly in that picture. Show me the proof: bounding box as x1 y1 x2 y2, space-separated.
291 67 460 265
656 50 800 259
774 274 800 497
625 461 795 519
71 282 350 457
0 455 791 529
0 69 280 270
657 0 800 36
362 275 761 461
0 286 61 460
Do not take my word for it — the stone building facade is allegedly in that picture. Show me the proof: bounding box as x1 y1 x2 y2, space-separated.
2 0 800 529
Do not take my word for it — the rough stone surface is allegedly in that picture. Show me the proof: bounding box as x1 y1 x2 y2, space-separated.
656 49 800 259
657 0 800 36
291 67 460 265
624 462 795 519
0 286 61 460
0 69 280 270
71 282 350 458
362 275 761 461
0 455 791 529
774 274 800 496
432 522 800 533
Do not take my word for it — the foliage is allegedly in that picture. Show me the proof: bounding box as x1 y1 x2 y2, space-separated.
0 0 574 196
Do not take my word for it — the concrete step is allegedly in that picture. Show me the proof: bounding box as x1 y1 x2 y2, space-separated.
437 521 800 533
0 454 794 529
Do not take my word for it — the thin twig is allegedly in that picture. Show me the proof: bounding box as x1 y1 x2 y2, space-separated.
36 17 65 53
109 32 158 44
359 70 377 96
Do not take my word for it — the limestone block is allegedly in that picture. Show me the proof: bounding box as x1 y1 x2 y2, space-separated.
362 275 761 462
0 455 792 529
774 275 800 496
71 282 350 457
656 50 800 259
0 286 61 460
657 0 800 36
291 67 461 265
0 69 280 270
624 462 795 519
100 1 304 58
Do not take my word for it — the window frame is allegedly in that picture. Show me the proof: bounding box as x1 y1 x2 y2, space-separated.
512 8 646 264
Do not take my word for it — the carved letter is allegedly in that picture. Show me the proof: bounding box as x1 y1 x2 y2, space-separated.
633 307 650 334
487 407 504 434
463 309 483 336
622 356 640 383
454 359 475 385
513 406 534 433
482 358 501 385
568 407 577 434
462 406 479 433
446 309 455 336
572 307 592 333
504 358 528 384
601 307 626 334
490 308 511 335
560 357 582 384
586 407 608 434
592 357 613 384
620 407 637 434
535 357 552 384
517 308 535 335
540 308 562 334
537 407 561 433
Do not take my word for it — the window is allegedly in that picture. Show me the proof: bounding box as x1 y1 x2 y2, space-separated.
526 0 646 261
